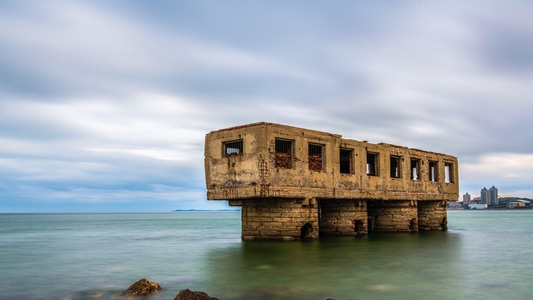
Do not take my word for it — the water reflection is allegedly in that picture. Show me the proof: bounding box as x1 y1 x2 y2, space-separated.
206 232 465 300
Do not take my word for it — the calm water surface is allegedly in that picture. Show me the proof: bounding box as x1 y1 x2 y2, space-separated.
1 210 532 300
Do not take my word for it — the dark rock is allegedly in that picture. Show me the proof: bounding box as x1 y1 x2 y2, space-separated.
174 289 221 300
120 278 161 298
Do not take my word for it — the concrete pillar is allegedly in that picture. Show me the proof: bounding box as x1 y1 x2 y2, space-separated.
418 201 448 231
367 200 418 232
241 198 319 240
319 199 368 236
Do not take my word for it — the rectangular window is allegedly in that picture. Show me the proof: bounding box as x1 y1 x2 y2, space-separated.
411 158 420 180
444 162 454 183
224 140 243 156
339 148 353 174
308 143 324 172
366 152 379 176
275 139 293 169
390 155 401 178
429 161 438 182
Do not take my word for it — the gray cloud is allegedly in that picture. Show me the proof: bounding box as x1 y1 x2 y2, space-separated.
1 0 533 211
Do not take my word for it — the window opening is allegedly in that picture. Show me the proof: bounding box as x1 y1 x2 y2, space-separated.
390 155 401 178
340 148 353 174
411 158 420 180
224 140 243 156
366 152 379 176
429 161 438 182
444 162 454 183
275 139 293 168
308 143 324 172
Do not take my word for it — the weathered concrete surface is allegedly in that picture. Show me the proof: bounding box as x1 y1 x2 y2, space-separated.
367 200 418 232
418 200 448 231
204 122 459 240
241 198 319 240
319 199 368 236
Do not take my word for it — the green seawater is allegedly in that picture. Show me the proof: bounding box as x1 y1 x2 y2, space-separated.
1 210 532 299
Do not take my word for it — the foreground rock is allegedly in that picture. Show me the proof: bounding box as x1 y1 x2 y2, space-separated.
174 289 221 300
120 278 161 298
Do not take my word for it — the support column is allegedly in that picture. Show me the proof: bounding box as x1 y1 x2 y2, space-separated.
418 200 448 231
241 198 319 240
367 200 418 232
319 199 368 236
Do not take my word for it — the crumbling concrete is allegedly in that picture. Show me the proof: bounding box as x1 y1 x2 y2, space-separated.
205 122 459 240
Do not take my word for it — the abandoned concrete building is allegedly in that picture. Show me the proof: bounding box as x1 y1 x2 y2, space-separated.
204 122 459 240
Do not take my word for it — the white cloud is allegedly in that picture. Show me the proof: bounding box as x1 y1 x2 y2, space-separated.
461 153 533 197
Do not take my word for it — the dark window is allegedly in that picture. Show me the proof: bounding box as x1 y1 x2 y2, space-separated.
429 161 438 182
340 148 353 174
224 140 243 156
308 143 324 172
411 158 421 180
275 139 293 168
444 162 454 183
366 152 379 176
390 155 401 178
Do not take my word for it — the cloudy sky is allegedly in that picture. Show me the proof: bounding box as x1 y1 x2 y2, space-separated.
1 0 532 212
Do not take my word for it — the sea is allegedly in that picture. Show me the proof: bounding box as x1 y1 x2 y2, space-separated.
1 210 532 300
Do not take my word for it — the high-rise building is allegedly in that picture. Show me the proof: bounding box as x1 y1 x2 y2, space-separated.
489 185 499 205
480 187 489 204
463 192 471 205
481 186 499 205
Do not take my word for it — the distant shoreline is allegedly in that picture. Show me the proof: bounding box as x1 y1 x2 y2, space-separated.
0 211 242 214
172 209 241 212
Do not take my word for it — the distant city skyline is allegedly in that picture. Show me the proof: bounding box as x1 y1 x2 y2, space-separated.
461 185 533 204
461 186 524 200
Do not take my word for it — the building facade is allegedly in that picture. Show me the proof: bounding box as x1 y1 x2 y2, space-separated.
480 187 489 204
481 186 499 205
463 192 471 205
489 185 499 205
205 122 459 240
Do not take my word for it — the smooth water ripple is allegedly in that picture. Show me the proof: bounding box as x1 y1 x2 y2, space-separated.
1 211 533 299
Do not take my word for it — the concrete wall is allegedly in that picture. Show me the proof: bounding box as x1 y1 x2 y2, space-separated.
319 199 368 236
205 122 459 202
240 198 447 239
241 198 319 240
418 201 448 231
367 200 419 232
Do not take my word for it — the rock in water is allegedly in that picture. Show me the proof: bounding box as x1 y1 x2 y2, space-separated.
120 278 161 298
174 289 221 300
